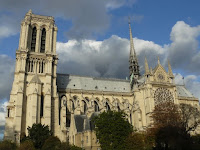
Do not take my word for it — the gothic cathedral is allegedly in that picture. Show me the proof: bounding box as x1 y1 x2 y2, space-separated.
4 10 199 150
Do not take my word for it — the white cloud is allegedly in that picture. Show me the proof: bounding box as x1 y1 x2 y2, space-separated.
0 101 7 126
175 73 200 100
0 0 137 40
0 55 15 100
167 21 200 74
0 15 20 39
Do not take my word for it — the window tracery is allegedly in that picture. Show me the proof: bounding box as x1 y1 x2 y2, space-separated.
154 87 174 105
31 27 37 52
40 28 46 53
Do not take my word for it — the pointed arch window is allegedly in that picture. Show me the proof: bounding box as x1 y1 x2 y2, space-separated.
117 105 120 112
106 102 110 111
7 108 10 117
31 27 37 52
94 101 99 112
40 94 44 117
130 113 132 124
72 101 75 111
40 28 46 53
83 101 87 114
66 101 71 127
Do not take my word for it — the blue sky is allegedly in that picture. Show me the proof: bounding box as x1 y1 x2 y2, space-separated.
0 0 200 139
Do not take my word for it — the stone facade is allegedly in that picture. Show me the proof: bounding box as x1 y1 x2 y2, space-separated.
4 10 199 150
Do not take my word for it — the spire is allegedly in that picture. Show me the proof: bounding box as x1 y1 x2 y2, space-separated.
129 18 140 79
168 60 174 78
129 17 136 57
145 57 149 74
157 56 160 65
26 9 32 16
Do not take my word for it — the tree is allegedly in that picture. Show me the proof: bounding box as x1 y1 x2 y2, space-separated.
149 102 200 150
27 123 52 149
126 132 154 150
0 140 17 150
60 142 82 150
42 136 61 150
179 103 200 133
18 140 36 150
93 111 133 150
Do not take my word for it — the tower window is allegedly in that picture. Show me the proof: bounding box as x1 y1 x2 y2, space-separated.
40 28 46 53
40 95 44 117
31 27 37 52
7 108 10 117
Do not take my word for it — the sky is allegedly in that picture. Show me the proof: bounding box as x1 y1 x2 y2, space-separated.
0 0 200 139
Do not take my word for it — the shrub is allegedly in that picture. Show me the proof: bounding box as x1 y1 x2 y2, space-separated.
0 140 17 150
42 136 61 150
18 140 36 150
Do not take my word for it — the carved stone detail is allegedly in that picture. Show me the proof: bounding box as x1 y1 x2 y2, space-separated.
154 87 174 105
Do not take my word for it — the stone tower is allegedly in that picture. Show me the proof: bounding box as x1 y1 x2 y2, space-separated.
4 10 58 143
129 20 140 89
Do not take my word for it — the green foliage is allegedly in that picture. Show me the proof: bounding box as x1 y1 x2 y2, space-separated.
149 102 200 150
42 136 61 150
70 145 82 150
93 111 133 150
60 142 71 150
126 132 153 150
18 140 36 150
0 140 17 150
27 123 52 149
60 142 82 150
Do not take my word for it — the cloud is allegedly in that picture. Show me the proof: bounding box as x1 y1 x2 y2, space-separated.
57 35 166 78
0 0 136 40
175 73 200 100
0 55 15 100
0 15 21 39
0 101 7 139
167 21 200 74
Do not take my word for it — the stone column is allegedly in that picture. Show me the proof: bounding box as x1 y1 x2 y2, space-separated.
44 90 51 128
35 27 41 53
53 27 58 54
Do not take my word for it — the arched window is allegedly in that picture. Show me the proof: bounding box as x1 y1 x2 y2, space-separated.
66 101 71 127
94 101 99 112
106 102 110 111
117 105 120 112
7 108 10 117
73 95 77 101
40 28 46 53
31 27 37 52
72 101 75 111
130 113 132 125
40 94 44 117
83 101 87 114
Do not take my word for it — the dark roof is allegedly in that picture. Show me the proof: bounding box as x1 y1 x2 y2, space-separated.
74 112 100 132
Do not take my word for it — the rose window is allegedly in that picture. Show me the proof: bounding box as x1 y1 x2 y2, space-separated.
154 88 174 105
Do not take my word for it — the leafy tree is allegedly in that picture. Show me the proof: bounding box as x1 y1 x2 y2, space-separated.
60 142 82 150
0 140 17 150
27 123 52 149
126 132 154 150
93 111 133 150
18 140 36 150
70 145 83 150
42 136 61 150
179 103 200 133
149 102 200 150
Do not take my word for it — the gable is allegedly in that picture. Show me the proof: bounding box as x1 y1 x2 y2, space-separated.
153 65 169 83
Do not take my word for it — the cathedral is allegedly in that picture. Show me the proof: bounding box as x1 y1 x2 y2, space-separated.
4 10 199 150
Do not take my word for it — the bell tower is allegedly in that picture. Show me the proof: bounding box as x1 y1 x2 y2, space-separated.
4 10 58 143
